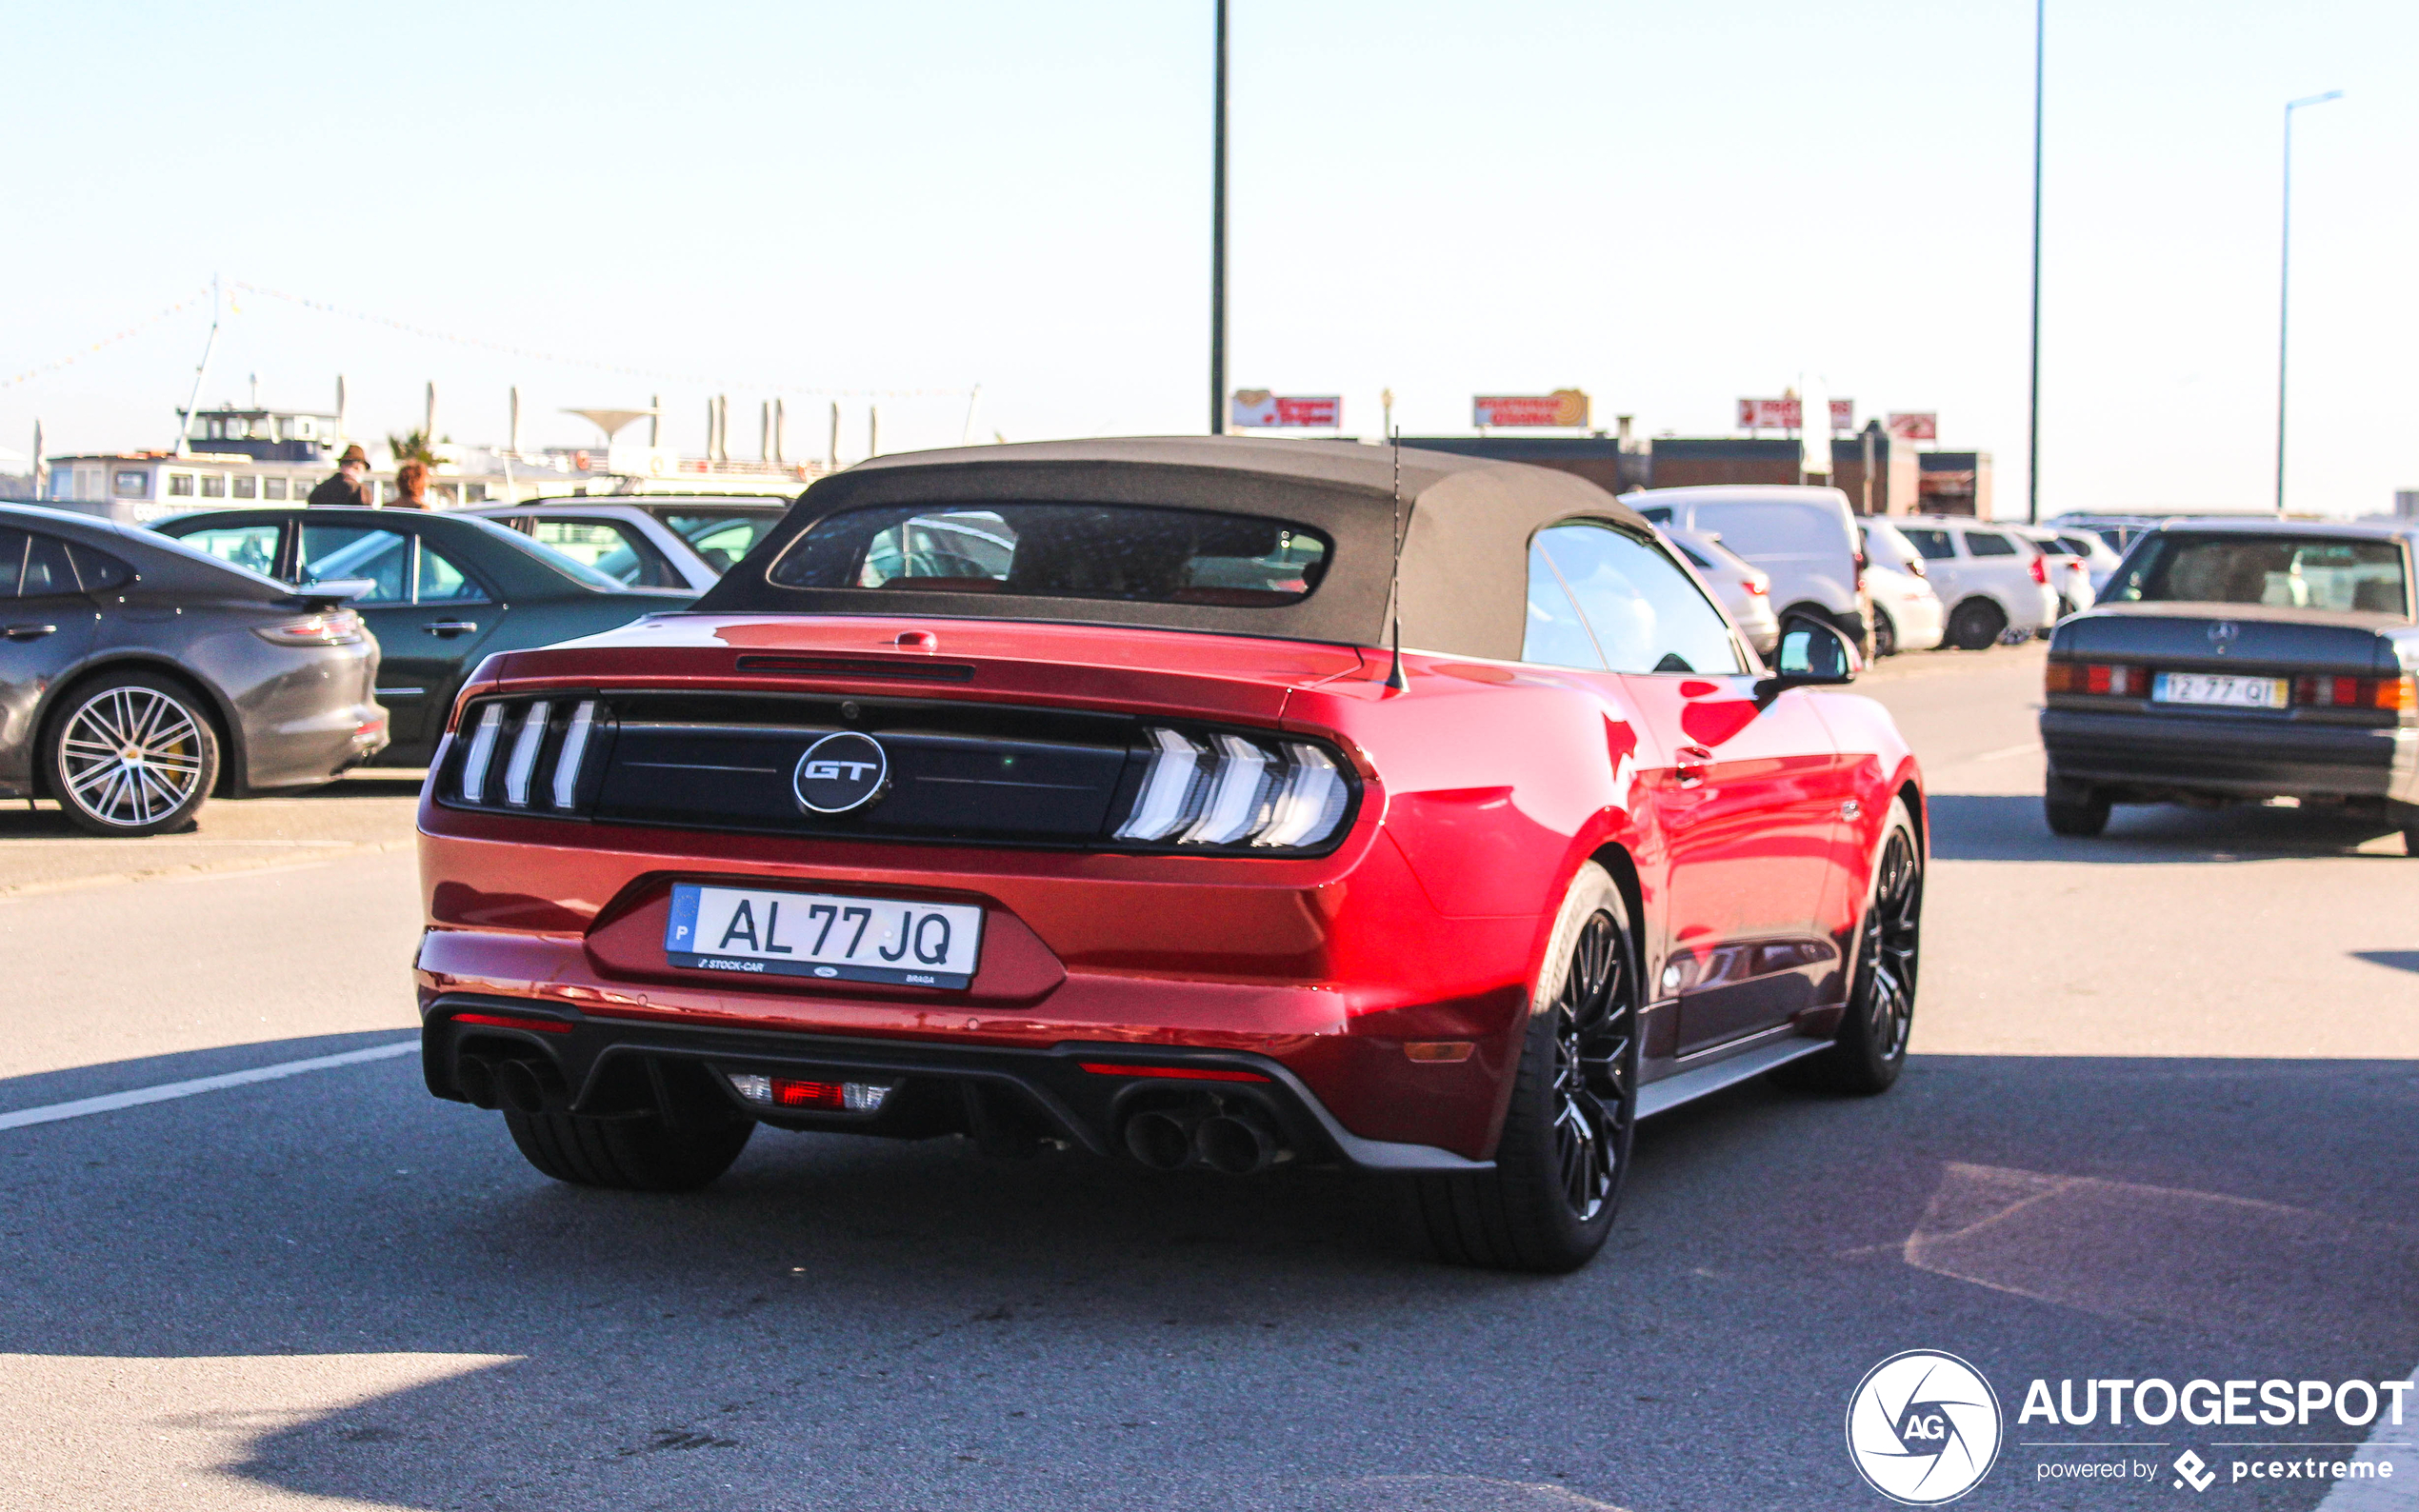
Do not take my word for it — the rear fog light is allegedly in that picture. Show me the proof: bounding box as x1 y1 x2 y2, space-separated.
727 1073 891 1113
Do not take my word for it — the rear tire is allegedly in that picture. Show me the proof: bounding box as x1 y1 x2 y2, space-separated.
43 671 220 837
503 1108 753 1192
1946 598 2006 651
2043 776 2110 838
1871 607 1899 658
1778 799 1921 1095
1411 863 1639 1273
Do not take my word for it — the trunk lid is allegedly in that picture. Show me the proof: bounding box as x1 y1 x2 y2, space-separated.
2056 603 2403 674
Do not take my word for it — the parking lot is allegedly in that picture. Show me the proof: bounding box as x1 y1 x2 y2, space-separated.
2 642 2413 1512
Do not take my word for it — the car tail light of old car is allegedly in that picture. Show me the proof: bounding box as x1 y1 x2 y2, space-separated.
254 608 366 647
2046 662 2149 696
2028 554 2049 585
1112 726 1351 850
455 697 608 811
2294 673 2417 712
1743 574 1769 597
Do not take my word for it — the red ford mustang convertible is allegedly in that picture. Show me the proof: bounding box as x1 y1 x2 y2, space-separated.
414 438 1925 1272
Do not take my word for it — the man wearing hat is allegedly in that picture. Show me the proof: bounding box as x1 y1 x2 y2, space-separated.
308 445 373 508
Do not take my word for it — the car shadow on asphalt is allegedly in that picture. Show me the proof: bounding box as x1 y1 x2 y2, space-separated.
1 1040 2414 1509
1928 792 2409 864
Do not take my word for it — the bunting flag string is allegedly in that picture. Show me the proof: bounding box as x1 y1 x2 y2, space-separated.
1 289 211 390
229 281 972 400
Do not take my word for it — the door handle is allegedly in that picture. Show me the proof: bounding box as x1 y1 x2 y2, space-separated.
1675 744 1714 787
423 621 479 638
4 624 57 641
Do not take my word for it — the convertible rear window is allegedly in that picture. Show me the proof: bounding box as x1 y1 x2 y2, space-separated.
2109 533 2409 615
769 504 1330 607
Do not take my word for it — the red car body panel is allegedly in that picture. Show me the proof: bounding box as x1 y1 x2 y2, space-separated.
416 608 1922 1164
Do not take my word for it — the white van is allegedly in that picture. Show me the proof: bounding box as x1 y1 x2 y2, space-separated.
1628 486 1867 649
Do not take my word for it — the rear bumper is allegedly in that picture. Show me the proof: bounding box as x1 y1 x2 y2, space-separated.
2041 705 2417 803
422 994 1491 1173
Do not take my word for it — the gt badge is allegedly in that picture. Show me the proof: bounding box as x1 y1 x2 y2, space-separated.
793 731 890 814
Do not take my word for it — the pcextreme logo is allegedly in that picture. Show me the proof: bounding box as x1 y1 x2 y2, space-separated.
1847 1350 2005 1504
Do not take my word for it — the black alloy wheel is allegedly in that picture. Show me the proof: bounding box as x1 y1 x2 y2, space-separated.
1412 863 1639 1273
1947 598 2006 651
1779 798 1922 1096
1547 908 1635 1223
1872 607 1899 658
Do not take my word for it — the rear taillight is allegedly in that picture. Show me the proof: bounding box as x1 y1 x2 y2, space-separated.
1111 726 1352 850
2029 555 2049 585
450 696 610 813
255 609 365 646
1743 576 1769 597
2047 662 2149 696
2295 673 2416 712
1902 558 1927 579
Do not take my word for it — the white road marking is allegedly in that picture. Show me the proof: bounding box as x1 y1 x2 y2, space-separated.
0 1040 417 1132
2312 1363 2419 1510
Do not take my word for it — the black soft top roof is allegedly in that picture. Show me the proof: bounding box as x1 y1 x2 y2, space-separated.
697 435 1646 661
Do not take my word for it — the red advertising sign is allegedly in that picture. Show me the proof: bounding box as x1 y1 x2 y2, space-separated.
1737 398 1854 432
1886 411 1938 442
1231 390 1342 428
1473 389 1590 428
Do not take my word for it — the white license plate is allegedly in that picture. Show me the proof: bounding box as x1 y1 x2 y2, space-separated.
2151 671 2290 709
666 884 984 989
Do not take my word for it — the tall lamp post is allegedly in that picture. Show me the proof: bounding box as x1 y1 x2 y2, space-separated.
1209 0 1229 435
2024 0 2044 525
2275 89 2342 516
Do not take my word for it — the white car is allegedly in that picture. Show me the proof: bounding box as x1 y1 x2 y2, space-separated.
1891 517 2060 650
1628 486 1868 651
2036 525 2126 597
1858 522 1946 655
469 498 789 589
1658 525 1779 657
2009 525 2098 618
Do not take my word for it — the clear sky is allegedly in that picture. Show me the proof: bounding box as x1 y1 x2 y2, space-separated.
7 0 2413 516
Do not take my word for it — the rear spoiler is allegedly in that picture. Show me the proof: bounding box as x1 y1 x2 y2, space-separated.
284 577 377 610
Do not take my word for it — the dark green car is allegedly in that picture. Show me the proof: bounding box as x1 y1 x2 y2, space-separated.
153 507 694 765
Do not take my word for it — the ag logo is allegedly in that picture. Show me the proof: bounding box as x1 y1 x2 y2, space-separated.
1846 1350 2003 1504
792 731 890 815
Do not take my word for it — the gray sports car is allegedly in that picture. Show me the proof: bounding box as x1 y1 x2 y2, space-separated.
0 503 387 836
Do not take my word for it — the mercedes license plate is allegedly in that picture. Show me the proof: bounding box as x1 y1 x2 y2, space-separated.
2151 671 2289 709
666 884 984 989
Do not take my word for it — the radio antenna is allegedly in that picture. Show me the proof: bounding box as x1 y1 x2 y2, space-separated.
1385 425 1409 691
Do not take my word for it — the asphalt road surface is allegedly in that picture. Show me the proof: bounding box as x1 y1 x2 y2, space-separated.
2 644 2412 1512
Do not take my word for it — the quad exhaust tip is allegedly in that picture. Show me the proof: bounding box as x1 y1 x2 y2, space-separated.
1121 1100 1289 1175
456 1052 561 1115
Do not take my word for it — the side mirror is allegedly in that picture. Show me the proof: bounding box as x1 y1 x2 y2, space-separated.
1755 613 1861 704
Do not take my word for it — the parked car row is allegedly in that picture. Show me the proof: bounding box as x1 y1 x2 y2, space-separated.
0 498 713 834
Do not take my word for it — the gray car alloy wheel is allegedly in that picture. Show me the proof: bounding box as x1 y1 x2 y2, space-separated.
58 685 210 830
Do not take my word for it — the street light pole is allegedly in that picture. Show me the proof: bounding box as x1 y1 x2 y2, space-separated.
2025 0 2044 525
1209 0 1229 436
2275 89 2343 517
